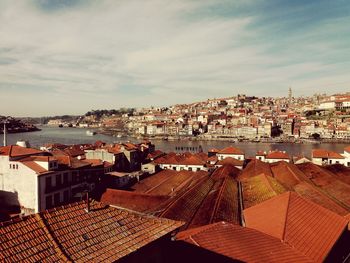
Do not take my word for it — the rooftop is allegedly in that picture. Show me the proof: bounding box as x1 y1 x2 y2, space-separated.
217 146 244 155
0 201 183 262
244 192 348 262
176 222 313 263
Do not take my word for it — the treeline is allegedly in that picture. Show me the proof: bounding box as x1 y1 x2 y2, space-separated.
85 108 135 118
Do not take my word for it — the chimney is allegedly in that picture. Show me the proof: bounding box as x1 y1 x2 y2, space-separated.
84 191 90 213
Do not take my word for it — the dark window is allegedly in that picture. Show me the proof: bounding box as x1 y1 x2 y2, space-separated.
46 195 53 209
56 174 61 186
63 190 69 203
45 177 52 190
197 168 200 171
63 173 69 184
54 193 60 206
173 167 176 170
188 167 192 171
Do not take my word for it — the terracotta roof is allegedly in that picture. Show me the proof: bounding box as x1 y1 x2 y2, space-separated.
294 181 349 216
297 162 350 207
241 173 286 209
265 151 290 160
83 158 104 167
176 222 313 263
132 170 208 196
312 149 344 159
244 192 348 262
188 177 240 228
0 145 43 157
0 215 62 262
216 157 243 167
270 161 306 190
239 159 273 180
19 161 52 175
100 188 169 213
158 176 215 229
211 164 240 180
217 146 244 155
20 156 57 162
323 164 350 185
0 201 183 262
158 174 240 230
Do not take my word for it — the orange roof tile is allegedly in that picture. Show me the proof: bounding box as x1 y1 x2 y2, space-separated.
244 192 348 262
176 222 313 263
239 159 273 180
241 173 286 208
211 164 240 180
0 201 183 262
265 151 290 159
218 146 244 155
19 161 51 175
100 189 169 213
0 145 43 157
312 149 344 159
270 161 305 189
216 157 243 166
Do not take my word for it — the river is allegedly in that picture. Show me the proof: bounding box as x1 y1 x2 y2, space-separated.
0 126 348 158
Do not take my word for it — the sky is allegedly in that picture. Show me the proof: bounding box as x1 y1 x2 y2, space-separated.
0 0 350 117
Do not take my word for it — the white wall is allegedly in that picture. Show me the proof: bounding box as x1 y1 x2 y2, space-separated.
0 156 38 214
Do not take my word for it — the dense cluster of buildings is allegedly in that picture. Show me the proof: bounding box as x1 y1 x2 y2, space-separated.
0 139 350 261
49 92 350 141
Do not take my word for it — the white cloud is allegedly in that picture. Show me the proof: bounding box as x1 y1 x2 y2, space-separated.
0 0 349 116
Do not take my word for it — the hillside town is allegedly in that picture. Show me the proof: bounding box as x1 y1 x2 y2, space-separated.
0 137 350 262
47 91 350 142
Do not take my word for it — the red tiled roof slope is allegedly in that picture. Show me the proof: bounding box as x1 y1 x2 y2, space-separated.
100 189 169 213
244 192 348 262
217 146 244 155
188 177 240 228
0 215 61 262
241 173 286 208
211 164 240 180
0 145 43 157
216 157 243 166
239 159 273 179
176 222 313 263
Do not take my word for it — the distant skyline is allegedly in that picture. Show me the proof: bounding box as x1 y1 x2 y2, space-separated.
1 0 350 117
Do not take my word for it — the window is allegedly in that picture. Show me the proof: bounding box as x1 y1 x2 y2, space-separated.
46 195 53 209
45 177 52 190
63 173 69 184
56 174 61 186
63 190 69 203
188 167 192 171
54 193 60 206
16 164 18 169
197 168 200 171
173 167 176 170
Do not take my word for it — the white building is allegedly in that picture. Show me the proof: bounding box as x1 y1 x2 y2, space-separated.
216 146 245 161
311 149 346 166
0 145 107 214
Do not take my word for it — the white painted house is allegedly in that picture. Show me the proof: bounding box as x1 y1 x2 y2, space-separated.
216 146 245 161
0 145 107 215
312 149 346 166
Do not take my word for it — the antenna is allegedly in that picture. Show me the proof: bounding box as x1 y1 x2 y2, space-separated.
3 119 9 146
